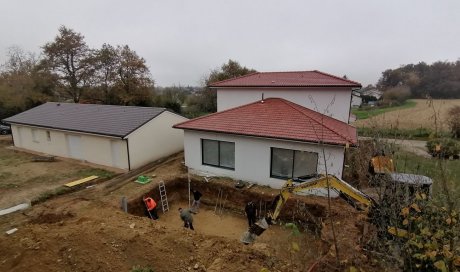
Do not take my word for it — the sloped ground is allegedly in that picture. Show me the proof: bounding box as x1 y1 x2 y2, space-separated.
0 151 389 272
0 137 115 209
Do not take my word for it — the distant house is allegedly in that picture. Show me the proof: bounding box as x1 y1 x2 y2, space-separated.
210 70 362 123
174 98 357 188
3 103 188 170
351 92 362 107
360 88 383 100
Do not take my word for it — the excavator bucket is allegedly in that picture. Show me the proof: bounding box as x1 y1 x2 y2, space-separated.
240 218 269 244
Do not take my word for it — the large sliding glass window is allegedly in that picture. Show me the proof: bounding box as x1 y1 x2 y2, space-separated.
202 139 235 170
271 147 318 179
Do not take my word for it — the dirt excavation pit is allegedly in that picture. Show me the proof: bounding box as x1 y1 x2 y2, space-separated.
126 177 330 268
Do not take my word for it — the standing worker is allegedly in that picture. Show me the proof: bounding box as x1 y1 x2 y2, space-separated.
143 196 159 220
191 189 202 214
178 207 194 230
245 201 257 228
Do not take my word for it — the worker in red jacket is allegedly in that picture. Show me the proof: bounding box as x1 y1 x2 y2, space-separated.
143 196 158 220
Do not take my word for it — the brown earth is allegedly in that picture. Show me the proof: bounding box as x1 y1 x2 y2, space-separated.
353 99 460 131
0 137 116 209
0 147 389 272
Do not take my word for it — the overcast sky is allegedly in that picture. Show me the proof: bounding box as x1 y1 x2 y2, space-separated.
1 0 459 87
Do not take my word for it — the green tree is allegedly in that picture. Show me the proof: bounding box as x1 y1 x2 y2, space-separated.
194 59 256 113
42 26 95 102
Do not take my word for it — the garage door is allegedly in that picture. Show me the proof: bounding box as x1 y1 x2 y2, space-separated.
67 135 83 160
111 140 123 168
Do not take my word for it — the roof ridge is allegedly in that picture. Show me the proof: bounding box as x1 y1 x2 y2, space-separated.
253 70 316 74
46 102 167 111
173 99 264 128
313 70 362 86
278 98 354 143
207 72 260 87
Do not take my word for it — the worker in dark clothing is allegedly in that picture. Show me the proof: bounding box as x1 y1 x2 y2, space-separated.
245 201 258 228
179 207 194 230
143 196 158 220
191 189 202 214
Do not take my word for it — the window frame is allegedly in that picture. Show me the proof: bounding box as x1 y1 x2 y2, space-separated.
46 131 51 141
270 147 318 180
201 139 235 170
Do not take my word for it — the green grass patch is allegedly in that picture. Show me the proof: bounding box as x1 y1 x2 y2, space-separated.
357 127 437 140
393 150 460 200
352 100 417 120
73 168 115 179
31 186 72 205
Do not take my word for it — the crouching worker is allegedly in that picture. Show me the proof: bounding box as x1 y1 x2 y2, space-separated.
143 196 159 220
178 207 194 230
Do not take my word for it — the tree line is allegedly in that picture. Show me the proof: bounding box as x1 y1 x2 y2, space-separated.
0 26 256 120
377 60 460 99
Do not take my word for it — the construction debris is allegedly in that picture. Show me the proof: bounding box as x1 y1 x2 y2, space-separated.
65 176 98 187
135 175 151 185
0 203 29 216
5 228 18 235
32 155 55 162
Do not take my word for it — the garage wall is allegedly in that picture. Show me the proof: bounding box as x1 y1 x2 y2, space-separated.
127 111 188 169
183 130 345 189
11 124 129 170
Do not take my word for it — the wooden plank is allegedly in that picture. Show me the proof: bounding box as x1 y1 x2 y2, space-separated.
65 175 98 187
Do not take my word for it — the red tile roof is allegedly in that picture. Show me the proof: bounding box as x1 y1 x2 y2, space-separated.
174 98 357 146
208 70 361 88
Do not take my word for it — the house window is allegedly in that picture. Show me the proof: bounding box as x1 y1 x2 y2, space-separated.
31 129 38 143
46 131 51 141
202 139 235 170
270 147 318 179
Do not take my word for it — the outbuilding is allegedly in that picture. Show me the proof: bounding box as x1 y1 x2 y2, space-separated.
3 102 188 171
174 98 357 189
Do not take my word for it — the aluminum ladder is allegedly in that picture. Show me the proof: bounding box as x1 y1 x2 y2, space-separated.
159 180 169 213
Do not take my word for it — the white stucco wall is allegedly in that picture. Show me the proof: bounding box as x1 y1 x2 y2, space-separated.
216 87 353 123
126 111 188 169
183 130 345 189
11 124 129 169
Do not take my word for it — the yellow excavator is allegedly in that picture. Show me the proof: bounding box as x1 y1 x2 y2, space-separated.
241 174 377 244
241 166 433 244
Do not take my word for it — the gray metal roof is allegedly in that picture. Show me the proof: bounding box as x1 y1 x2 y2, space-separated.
3 102 166 138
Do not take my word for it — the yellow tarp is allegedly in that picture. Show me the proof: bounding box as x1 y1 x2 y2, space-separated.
65 175 98 187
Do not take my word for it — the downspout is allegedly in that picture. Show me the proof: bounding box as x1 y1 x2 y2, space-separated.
125 138 131 171
10 126 15 146
348 89 354 123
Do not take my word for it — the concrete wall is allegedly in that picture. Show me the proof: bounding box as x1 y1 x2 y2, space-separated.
183 130 345 189
11 124 129 169
216 87 353 123
126 111 188 169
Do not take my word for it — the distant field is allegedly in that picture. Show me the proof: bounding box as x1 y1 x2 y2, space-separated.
353 99 460 131
352 100 416 120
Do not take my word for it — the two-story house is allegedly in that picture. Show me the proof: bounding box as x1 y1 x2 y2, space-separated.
174 71 361 189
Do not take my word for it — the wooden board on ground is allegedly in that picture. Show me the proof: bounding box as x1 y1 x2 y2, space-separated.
65 175 99 187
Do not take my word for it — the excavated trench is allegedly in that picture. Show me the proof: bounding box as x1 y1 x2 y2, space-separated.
127 176 327 233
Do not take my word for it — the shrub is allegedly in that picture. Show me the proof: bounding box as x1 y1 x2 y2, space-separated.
447 106 460 138
426 138 460 158
382 85 411 106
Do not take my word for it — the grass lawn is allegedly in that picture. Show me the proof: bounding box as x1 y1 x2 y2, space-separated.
352 100 417 120
0 139 116 208
393 150 460 201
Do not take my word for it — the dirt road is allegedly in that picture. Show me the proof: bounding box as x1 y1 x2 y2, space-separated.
359 137 430 158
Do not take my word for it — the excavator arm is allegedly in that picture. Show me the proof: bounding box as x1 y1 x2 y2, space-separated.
241 175 375 244
269 175 374 221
